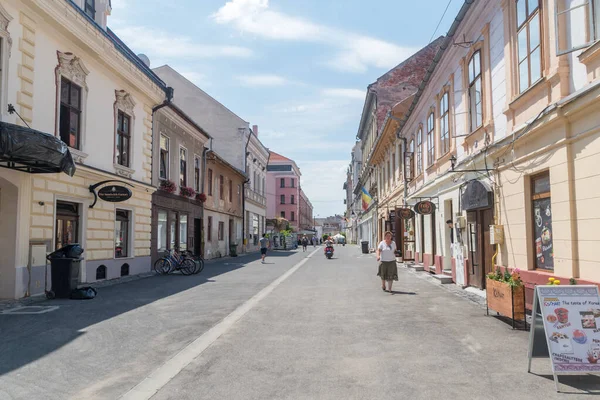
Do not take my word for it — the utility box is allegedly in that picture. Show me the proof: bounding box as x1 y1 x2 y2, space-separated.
490 225 504 245
455 216 466 229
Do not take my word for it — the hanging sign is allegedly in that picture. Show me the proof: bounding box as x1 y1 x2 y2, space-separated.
98 185 132 202
398 208 415 220
528 285 600 392
414 201 435 215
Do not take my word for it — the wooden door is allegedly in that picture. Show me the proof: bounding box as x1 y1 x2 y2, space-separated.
481 208 494 287
467 209 494 289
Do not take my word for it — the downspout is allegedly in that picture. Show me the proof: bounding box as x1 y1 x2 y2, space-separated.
242 128 252 253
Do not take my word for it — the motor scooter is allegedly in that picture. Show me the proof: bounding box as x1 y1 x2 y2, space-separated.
324 245 334 259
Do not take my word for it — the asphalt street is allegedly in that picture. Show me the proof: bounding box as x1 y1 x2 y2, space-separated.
1 245 598 399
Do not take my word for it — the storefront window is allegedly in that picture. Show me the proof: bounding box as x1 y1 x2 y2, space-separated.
55 201 79 250
170 212 177 250
115 209 130 258
532 172 553 270
180 214 188 251
157 210 167 252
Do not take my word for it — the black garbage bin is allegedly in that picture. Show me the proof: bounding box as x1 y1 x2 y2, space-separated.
361 241 369 254
47 244 84 299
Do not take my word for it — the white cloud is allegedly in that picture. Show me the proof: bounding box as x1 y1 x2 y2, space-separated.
111 0 128 10
111 26 254 60
321 88 365 100
212 0 417 73
297 160 348 217
237 74 287 86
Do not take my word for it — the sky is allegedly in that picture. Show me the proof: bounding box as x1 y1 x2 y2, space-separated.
110 0 465 218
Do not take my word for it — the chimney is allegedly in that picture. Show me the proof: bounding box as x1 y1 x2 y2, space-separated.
253 125 258 136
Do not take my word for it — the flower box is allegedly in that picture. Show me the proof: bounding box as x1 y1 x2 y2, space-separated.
179 186 195 198
486 277 525 322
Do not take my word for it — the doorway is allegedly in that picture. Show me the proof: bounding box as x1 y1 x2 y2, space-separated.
55 201 80 250
194 218 203 257
467 208 494 289
229 218 234 248
400 216 415 261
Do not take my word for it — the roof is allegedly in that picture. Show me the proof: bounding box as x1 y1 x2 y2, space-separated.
268 151 293 163
65 0 168 92
207 150 247 178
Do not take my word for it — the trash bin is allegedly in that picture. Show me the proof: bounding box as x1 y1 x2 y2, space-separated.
229 243 238 257
47 244 84 299
361 241 369 254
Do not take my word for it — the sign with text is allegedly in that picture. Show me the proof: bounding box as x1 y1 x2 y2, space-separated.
414 201 435 215
528 285 600 390
97 185 132 202
398 208 415 220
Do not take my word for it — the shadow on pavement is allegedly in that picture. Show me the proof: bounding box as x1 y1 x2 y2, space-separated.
0 250 298 377
530 373 600 394
389 291 417 295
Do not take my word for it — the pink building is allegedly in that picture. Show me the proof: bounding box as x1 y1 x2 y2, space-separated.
266 151 303 231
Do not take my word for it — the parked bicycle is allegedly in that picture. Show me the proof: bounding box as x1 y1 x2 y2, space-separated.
153 248 198 275
181 250 205 275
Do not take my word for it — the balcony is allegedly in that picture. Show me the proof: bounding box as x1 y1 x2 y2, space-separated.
245 187 266 206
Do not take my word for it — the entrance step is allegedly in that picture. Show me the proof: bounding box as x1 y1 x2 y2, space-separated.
409 264 425 272
433 274 454 284
442 269 452 276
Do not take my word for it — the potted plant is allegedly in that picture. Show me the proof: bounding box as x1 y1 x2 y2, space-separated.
159 179 177 194
196 192 207 202
179 186 195 198
395 250 403 263
486 268 525 324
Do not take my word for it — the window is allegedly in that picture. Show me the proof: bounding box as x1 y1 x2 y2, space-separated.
207 216 213 241
517 0 541 93
416 128 423 175
228 179 233 202
406 140 415 180
427 112 435 166
291 211 295 221
440 92 450 155
254 171 258 191
218 221 224 241
116 111 131 167
159 135 169 180
468 51 483 131
291 178 295 188
219 175 224 199
179 214 188 251
179 147 187 187
531 172 553 270
59 78 82 149
280 195 286 204
55 201 79 250
207 169 213 196
280 178 285 188
115 209 130 258
392 154 396 182
194 156 201 192
291 195 295 204
84 0 95 19
262 177 265 195
157 210 167 251
281 211 286 219
555 0 600 54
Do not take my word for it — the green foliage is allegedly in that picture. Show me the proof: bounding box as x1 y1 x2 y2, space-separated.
322 234 329 241
487 267 523 288
570 277 577 285
280 229 292 237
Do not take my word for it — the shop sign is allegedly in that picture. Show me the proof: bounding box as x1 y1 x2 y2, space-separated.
98 185 132 202
398 208 415 220
461 179 493 211
529 285 600 390
414 201 435 215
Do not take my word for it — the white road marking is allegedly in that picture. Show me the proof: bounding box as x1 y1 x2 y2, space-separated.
119 247 321 400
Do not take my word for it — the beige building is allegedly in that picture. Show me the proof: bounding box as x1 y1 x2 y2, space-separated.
0 0 167 298
366 0 600 302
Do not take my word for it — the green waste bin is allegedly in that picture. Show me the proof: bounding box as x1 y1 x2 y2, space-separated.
229 243 238 257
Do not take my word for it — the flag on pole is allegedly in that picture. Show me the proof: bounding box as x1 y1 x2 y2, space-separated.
361 187 373 211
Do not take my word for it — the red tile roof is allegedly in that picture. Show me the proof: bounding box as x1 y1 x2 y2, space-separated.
268 151 293 163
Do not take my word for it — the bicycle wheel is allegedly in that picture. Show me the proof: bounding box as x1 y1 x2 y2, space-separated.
193 258 205 274
153 258 172 275
180 258 196 275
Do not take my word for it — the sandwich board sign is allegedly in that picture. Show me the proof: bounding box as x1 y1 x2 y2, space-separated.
528 285 600 392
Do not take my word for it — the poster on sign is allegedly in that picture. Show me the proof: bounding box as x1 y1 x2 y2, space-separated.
528 285 600 391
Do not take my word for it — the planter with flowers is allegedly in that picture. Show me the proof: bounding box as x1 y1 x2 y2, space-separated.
195 192 207 203
179 186 195 198
159 179 177 194
486 268 526 328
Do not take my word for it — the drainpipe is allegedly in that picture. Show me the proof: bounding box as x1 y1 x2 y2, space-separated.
242 128 252 253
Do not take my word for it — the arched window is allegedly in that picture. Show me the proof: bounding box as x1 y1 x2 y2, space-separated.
440 92 450 155
468 51 483 132
96 265 107 280
427 112 435 166
121 263 129 277
416 128 423 175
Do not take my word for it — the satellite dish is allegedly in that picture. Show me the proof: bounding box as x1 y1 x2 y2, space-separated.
137 53 150 68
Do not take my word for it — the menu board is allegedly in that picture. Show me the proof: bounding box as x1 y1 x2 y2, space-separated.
533 197 554 269
532 285 600 373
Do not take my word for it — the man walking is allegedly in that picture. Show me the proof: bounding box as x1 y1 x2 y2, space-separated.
259 234 269 264
302 236 308 252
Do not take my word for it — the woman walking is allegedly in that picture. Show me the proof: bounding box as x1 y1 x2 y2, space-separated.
376 231 398 293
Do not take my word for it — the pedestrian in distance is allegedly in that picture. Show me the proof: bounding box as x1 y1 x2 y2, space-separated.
302 236 308 252
312 236 317 247
259 233 270 264
376 231 398 293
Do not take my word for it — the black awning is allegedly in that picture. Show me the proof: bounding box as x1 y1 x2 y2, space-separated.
461 179 493 211
0 121 76 176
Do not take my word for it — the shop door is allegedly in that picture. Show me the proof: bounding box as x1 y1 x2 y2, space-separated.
194 218 202 257
55 201 79 250
229 219 234 244
467 209 494 289
400 216 415 261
